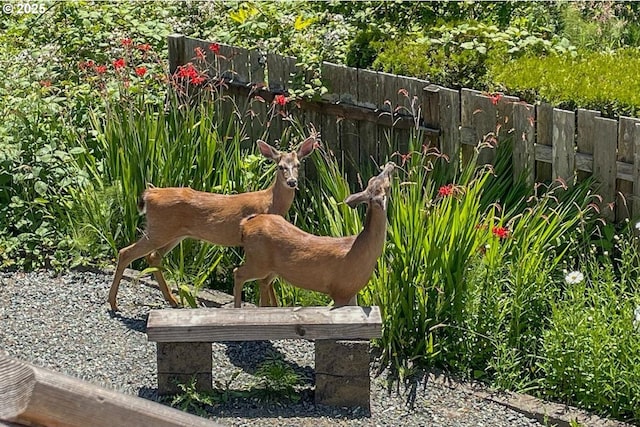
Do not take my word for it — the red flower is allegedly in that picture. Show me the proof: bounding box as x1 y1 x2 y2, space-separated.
121 38 133 47
195 47 206 60
274 94 288 106
489 93 503 105
113 58 126 70
135 66 147 77
40 80 51 87
208 43 220 54
491 226 509 239
176 63 198 79
438 184 454 197
190 75 206 85
94 65 107 74
137 43 151 52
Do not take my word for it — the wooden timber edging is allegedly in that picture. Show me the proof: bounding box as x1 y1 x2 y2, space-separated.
0 353 222 427
169 34 640 221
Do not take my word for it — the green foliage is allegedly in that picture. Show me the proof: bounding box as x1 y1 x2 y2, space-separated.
372 22 576 90
253 353 303 403
540 232 640 421
493 49 640 117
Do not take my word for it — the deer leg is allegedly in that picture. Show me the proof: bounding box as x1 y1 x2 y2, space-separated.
108 236 160 311
258 274 278 307
146 239 182 308
233 264 269 308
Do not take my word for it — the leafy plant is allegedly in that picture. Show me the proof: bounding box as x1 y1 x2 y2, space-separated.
253 354 303 403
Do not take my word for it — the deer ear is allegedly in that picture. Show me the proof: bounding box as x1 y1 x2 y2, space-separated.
257 140 281 161
344 190 368 209
296 136 317 160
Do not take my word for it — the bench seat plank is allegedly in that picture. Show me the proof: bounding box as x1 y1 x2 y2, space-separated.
146 306 382 342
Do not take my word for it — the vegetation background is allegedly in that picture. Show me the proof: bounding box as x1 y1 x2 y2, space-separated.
1 1 639 424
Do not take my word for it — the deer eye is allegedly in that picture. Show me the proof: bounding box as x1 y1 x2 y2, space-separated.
278 165 286 171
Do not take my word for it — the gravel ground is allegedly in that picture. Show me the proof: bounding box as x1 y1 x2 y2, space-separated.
0 269 545 427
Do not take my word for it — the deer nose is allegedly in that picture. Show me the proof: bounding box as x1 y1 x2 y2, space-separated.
286 179 297 188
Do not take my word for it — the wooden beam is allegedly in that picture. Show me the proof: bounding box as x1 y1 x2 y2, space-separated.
147 306 383 342
0 354 220 427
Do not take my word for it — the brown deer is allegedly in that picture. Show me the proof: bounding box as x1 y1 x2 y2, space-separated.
233 162 395 308
108 133 318 311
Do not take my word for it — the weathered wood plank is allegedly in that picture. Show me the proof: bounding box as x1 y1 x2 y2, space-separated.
357 68 381 169
147 306 383 342
511 102 536 186
535 146 634 182
167 34 186 74
320 62 345 173
330 64 359 182
576 109 601 183
536 102 554 182
593 116 618 221
616 117 639 220
461 89 497 166
551 108 576 185
0 354 219 427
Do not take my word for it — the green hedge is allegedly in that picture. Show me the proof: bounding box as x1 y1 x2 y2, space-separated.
493 49 640 117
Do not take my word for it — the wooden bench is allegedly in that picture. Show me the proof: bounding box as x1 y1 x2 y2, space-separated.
146 306 382 408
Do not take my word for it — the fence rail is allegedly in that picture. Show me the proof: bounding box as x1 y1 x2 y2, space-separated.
169 34 640 222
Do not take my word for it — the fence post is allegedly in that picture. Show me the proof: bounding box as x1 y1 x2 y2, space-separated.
167 34 186 75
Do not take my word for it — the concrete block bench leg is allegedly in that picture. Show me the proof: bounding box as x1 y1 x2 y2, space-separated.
314 339 371 408
157 342 213 395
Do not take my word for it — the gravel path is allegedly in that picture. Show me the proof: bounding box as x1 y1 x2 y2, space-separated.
0 269 544 427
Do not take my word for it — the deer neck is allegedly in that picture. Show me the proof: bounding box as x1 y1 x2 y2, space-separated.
351 204 387 263
268 174 295 215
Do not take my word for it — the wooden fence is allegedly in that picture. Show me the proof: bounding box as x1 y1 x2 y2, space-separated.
168 34 640 222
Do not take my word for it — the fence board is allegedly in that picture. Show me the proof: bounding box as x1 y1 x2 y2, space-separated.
616 117 639 220
593 116 618 221
332 64 359 181
168 34 186 74
576 109 601 183
511 102 536 186
266 53 297 144
536 103 554 182
461 89 497 165
357 68 381 172
377 71 402 158
552 109 575 185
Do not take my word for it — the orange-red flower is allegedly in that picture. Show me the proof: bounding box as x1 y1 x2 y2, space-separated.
195 47 206 60
209 43 220 54
135 66 147 77
489 93 503 105
491 226 509 239
190 75 206 85
438 184 454 197
112 58 126 70
121 38 133 47
94 65 107 74
137 43 151 52
274 94 288 106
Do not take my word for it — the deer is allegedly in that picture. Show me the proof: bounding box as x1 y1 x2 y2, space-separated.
233 162 396 308
108 132 318 311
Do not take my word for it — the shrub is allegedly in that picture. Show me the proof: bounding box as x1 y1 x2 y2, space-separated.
492 49 640 117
